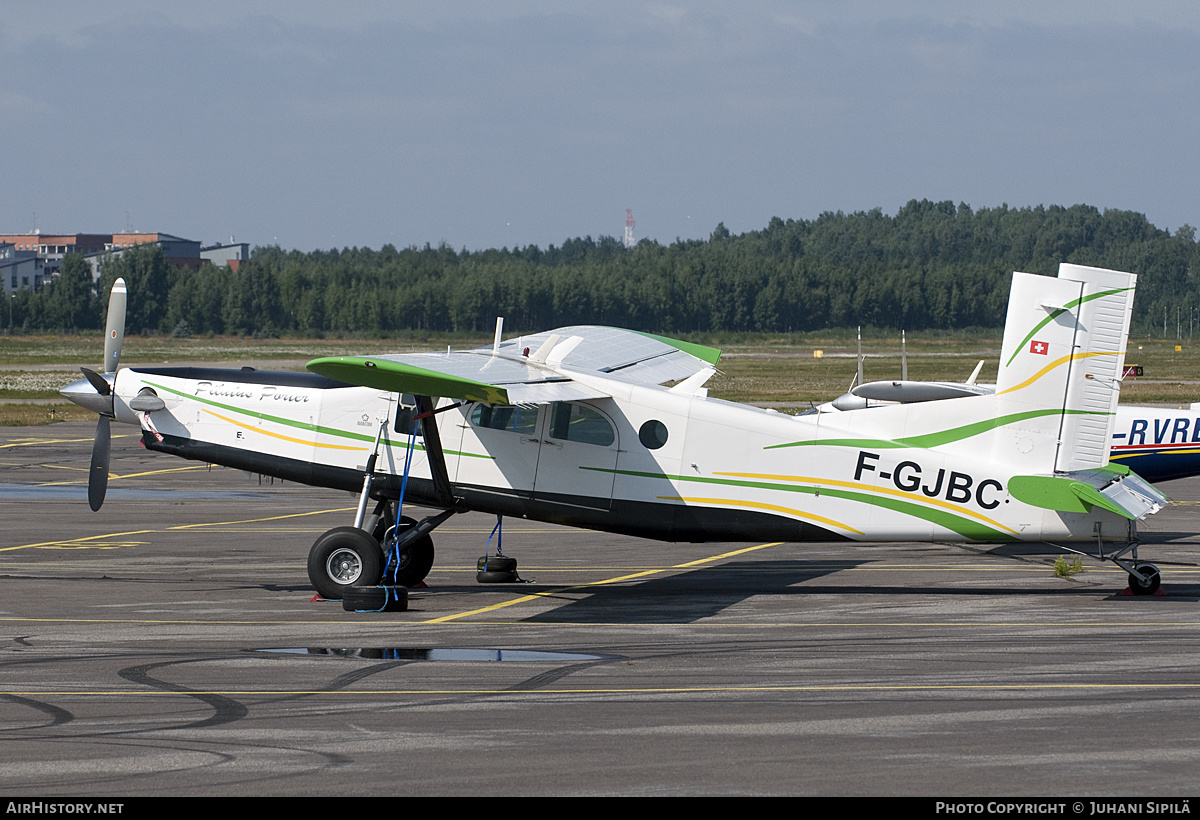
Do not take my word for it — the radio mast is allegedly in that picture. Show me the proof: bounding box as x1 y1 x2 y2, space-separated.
624 209 636 249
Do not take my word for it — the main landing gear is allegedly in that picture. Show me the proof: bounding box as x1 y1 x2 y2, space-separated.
378 514 435 588
306 417 459 600
307 501 456 600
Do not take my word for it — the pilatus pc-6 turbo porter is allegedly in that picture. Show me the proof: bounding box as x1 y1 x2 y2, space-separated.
62 263 1170 598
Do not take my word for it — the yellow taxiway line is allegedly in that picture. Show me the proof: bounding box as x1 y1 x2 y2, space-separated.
36 463 213 485
1 506 356 552
420 541 785 624
0 434 135 450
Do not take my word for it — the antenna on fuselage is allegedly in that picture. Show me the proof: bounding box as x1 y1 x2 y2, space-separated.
965 360 984 386
857 326 864 387
492 317 504 356
901 330 907 381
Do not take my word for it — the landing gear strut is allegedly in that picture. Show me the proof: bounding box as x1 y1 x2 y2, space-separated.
1066 533 1164 596
1108 542 1163 596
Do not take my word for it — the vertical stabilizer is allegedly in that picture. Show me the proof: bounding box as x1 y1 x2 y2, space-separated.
996 264 1136 472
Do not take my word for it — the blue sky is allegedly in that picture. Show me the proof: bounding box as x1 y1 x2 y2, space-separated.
4 1 1199 251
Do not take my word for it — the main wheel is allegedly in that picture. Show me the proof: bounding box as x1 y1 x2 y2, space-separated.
1128 563 1161 595
308 527 383 600
379 516 435 588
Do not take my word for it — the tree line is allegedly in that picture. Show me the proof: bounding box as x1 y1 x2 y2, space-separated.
8 200 1200 338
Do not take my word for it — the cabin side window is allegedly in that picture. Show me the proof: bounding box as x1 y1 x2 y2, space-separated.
470 404 539 435
638 419 668 450
547 402 615 447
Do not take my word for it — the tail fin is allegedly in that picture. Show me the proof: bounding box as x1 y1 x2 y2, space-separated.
996 263 1136 472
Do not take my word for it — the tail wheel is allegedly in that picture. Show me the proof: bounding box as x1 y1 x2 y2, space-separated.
1128 563 1161 596
308 527 383 600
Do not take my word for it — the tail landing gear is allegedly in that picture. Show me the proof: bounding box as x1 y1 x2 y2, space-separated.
1127 563 1161 596
1082 536 1164 597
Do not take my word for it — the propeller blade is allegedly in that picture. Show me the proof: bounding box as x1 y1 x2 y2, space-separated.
80 367 112 397
88 415 111 512
103 278 126 374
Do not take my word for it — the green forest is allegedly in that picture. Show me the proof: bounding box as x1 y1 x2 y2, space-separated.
9 200 1200 338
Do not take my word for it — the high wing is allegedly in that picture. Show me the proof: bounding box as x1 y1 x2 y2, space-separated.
306 325 721 405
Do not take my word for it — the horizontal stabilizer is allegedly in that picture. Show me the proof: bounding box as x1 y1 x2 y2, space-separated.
1009 468 1166 520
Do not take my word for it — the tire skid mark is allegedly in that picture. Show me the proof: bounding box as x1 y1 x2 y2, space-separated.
201 660 412 771
0 693 74 728
506 661 606 692
118 659 249 730
252 660 411 706
321 661 412 692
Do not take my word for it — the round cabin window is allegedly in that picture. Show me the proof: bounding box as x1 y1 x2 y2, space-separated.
639 419 668 450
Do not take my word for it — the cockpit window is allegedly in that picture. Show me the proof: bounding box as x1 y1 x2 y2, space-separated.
470 404 539 435
547 403 615 446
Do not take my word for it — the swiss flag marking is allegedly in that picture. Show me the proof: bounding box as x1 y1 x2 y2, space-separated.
1029 340 1049 355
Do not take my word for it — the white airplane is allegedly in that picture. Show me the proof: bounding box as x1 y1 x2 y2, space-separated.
61 263 1171 599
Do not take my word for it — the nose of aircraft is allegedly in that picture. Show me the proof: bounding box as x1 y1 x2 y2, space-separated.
60 374 115 416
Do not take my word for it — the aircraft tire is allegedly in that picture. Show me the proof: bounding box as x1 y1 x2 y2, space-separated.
476 555 517 573
1128 563 1161 596
308 527 384 600
342 584 408 612
380 516 435 588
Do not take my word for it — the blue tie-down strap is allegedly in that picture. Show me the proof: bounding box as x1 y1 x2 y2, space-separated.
369 586 402 612
481 516 504 570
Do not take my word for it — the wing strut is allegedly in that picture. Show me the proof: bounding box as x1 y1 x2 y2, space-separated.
415 395 455 507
